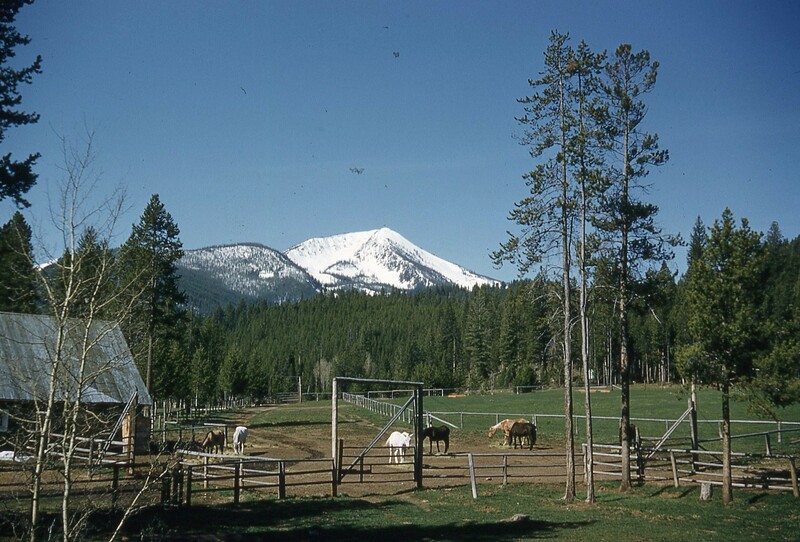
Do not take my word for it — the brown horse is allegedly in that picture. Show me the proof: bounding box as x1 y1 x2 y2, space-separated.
510 422 536 450
201 430 225 454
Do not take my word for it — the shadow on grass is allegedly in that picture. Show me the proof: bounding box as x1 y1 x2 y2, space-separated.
650 486 698 499
118 498 591 541
249 419 358 429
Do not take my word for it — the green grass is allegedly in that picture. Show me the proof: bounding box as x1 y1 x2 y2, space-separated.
8 394 796 542
413 385 800 456
250 386 800 456
114 482 799 541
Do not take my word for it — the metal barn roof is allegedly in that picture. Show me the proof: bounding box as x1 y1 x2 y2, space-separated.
0 312 152 406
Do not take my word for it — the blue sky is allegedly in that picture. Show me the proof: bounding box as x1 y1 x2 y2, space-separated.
3 1 798 282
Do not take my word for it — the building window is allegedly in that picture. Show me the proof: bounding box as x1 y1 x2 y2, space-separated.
0 410 8 433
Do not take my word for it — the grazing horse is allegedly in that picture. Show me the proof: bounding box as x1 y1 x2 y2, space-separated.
201 430 225 454
488 418 530 446
386 431 412 464
422 425 450 454
233 426 248 455
510 422 536 450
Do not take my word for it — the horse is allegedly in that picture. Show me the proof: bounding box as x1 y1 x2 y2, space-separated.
386 431 412 464
488 418 530 446
233 426 248 455
510 422 536 450
422 425 450 454
201 430 225 454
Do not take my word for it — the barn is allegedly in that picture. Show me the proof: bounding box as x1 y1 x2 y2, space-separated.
0 311 152 453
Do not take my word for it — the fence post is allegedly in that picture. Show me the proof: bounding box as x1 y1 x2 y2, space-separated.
161 473 170 506
173 464 183 506
337 439 344 484
670 451 679 488
777 421 782 444
502 454 508 487
331 460 338 497
233 461 240 504
468 453 478 499
582 444 588 486
765 434 772 456
790 457 799 498
279 461 286 499
636 444 644 482
204 456 209 490
172 467 182 506
112 464 120 506
186 466 193 506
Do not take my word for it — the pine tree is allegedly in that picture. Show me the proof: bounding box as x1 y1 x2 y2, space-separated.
596 43 672 491
0 211 36 312
676 209 764 504
119 194 187 397
0 1 42 209
493 30 581 500
569 39 606 503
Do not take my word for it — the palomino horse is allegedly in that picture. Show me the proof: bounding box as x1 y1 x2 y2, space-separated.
488 418 530 446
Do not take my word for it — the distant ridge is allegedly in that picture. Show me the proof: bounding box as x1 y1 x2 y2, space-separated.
177 228 500 312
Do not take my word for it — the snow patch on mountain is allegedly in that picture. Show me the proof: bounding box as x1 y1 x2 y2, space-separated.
179 243 317 298
284 227 499 292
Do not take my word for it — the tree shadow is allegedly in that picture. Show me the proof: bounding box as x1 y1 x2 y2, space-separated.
649 486 697 499
118 498 592 541
248 420 333 429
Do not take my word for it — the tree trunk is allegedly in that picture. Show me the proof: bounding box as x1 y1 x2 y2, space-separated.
619 108 632 492
722 378 733 504
559 83 575 504
581 195 595 503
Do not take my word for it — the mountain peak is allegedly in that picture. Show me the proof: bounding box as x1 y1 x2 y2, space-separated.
177 228 500 312
284 227 499 292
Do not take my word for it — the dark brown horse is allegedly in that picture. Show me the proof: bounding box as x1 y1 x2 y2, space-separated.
510 422 536 450
422 425 450 454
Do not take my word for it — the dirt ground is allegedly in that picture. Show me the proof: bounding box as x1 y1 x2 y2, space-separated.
192 404 572 501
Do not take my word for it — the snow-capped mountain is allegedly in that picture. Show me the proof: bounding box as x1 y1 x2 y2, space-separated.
177 228 500 312
177 243 319 312
284 227 500 293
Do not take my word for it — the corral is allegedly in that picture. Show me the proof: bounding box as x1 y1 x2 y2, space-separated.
1 385 799 541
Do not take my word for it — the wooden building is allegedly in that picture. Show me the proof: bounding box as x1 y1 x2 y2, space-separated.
0 311 152 453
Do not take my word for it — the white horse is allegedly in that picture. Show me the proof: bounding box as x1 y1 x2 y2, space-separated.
385 430 412 464
233 426 248 455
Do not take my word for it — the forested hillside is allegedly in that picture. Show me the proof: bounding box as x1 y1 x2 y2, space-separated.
171 225 799 404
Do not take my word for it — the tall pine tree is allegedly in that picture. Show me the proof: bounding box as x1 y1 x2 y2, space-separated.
677 209 764 504
0 1 42 209
119 194 187 397
494 30 581 501
0 211 36 312
595 44 672 491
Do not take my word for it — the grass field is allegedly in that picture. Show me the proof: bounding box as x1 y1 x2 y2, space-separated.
404 385 800 456
118 481 799 542
112 391 799 542
4 387 798 541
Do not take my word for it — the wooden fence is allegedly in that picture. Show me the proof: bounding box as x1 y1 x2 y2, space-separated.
173 444 585 505
586 443 799 496
171 450 337 504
